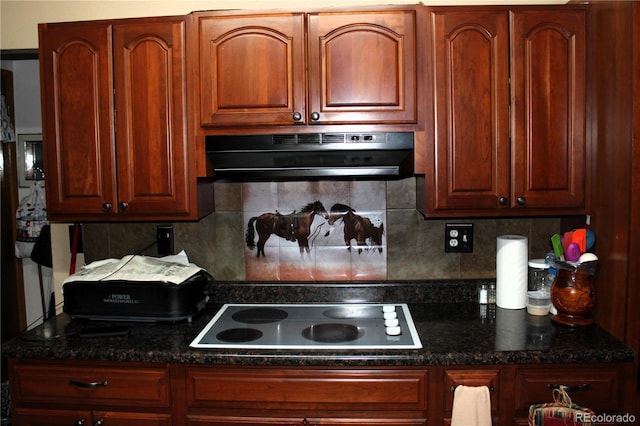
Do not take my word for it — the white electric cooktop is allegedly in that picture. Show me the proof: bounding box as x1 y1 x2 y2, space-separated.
190 303 422 350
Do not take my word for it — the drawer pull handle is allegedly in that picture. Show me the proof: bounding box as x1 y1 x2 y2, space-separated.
451 385 494 393
548 383 592 392
69 380 108 388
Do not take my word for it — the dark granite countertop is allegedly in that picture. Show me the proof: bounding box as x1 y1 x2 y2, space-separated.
2 300 634 367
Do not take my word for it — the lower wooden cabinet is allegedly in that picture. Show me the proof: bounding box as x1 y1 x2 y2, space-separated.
181 366 429 425
441 369 500 426
7 360 629 426
512 366 622 426
11 408 93 426
186 416 305 426
13 409 172 426
9 359 173 426
186 417 426 425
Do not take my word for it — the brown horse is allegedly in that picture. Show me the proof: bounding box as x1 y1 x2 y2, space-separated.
326 203 384 254
246 201 328 258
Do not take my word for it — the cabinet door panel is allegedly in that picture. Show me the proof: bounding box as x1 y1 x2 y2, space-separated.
511 10 586 209
308 11 417 124
443 369 500 412
94 411 173 425
186 368 427 411
514 367 620 413
308 419 427 425
13 408 92 426
39 23 117 218
187 416 304 425
113 19 190 216
441 369 500 426
197 13 306 126
12 363 171 407
431 11 510 211
187 416 425 425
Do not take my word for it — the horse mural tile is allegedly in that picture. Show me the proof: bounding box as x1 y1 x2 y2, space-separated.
243 182 387 281
313 245 352 281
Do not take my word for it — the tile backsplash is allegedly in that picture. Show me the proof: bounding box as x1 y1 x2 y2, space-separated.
82 178 560 281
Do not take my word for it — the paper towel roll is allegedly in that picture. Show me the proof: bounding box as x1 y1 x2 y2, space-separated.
496 235 528 309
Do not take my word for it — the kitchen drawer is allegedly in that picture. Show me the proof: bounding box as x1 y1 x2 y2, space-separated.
11 361 171 408
514 366 620 412
443 369 500 412
13 408 173 426
185 367 428 411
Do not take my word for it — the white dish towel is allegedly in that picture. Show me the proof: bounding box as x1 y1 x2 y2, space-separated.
451 385 492 426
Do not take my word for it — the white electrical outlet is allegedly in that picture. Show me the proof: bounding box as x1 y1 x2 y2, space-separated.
445 223 473 253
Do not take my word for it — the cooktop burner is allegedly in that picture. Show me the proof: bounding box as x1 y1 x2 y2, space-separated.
302 323 363 343
232 308 288 324
216 328 263 342
190 303 422 350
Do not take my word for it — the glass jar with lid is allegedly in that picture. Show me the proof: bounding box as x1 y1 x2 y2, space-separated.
528 259 549 293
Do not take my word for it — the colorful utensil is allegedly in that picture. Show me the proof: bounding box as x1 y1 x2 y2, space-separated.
572 228 587 253
551 233 564 261
566 242 581 262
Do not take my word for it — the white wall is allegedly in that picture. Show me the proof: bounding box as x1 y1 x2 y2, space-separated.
14 60 49 328
1 59 51 328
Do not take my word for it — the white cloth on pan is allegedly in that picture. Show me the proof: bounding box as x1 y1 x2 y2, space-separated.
451 385 492 426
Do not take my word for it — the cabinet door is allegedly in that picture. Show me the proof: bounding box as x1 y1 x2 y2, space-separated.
513 367 620 416
39 22 117 219
430 10 510 211
11 362 171 408
307 10 417 124
197 13 306 126
510 9 586 210
442 369 500 426
113 18 191 217
307 419 426 425
93 411 173 425
185 368 427 412
13 408 92 426
187 416 304 425
187 416 424 426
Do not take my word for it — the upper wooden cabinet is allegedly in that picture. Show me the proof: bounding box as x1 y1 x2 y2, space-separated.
39 22 115 220
39 17 213 221
511 10 586 212
418 7 586 217
195 9 418 127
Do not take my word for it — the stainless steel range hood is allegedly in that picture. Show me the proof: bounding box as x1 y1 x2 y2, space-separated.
205 132 414 181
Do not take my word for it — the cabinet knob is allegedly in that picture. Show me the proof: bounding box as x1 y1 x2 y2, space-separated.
75 420 86 426
102 203 112 211
516 196 526 206
311 111 320 121
94 419 104 426
118 202 129 211
499 197 508 206
292 112 302 122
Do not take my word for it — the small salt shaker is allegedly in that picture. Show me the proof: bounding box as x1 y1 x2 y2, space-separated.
478 284 488 304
